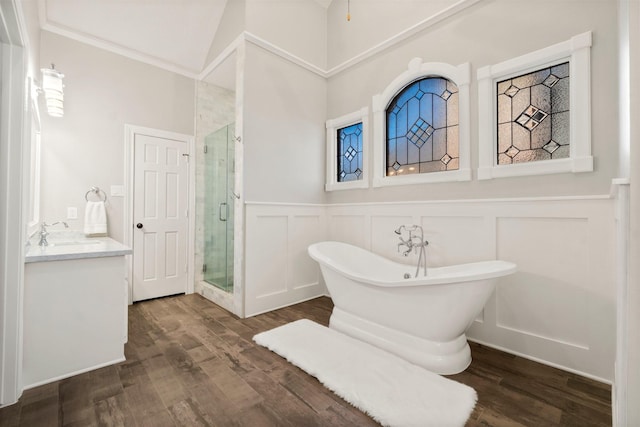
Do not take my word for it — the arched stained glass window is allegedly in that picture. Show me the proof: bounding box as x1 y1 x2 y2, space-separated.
386 77 459 176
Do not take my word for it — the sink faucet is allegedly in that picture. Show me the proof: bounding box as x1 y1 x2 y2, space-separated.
395 224 429 277
39 221 69 246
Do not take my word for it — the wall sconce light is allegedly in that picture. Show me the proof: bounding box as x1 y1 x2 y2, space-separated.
40 64 64 118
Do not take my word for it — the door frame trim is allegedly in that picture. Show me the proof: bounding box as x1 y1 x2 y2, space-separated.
124 124 195 304
0 0 28 406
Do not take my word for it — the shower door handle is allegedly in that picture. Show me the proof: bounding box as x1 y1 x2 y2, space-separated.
219 202 227 221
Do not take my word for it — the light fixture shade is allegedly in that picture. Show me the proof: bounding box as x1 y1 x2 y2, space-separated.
41 66 65 117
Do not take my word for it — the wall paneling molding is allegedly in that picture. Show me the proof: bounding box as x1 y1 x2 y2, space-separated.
245 195 616 382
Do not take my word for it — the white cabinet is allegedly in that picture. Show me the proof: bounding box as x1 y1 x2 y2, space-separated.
23 250 129 389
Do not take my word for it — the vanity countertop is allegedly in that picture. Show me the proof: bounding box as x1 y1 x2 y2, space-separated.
25 234 132 263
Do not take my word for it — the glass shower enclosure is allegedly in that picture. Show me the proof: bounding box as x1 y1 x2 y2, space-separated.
203 124 234 292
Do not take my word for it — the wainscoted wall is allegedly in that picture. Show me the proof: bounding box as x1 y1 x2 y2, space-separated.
244 196 616 382
245 203 328 317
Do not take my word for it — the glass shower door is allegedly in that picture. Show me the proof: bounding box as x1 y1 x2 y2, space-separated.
203 124 234 292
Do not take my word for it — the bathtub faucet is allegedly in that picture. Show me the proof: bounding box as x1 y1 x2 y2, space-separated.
398 239 412 256
395 225 429 277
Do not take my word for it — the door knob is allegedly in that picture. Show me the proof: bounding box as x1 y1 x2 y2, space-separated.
136 223 143 229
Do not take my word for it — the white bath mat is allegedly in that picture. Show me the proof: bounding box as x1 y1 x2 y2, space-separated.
253 319 477 427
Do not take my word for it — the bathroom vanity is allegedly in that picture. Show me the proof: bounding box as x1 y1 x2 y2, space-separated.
23 234 131 388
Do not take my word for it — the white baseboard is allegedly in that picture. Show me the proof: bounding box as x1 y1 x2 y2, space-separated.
22 356 126 391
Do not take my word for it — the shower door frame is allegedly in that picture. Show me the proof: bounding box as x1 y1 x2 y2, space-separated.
197 118 245 318
203 124 235 292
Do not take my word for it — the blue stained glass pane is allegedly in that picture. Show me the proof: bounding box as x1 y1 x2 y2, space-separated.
387 138 397 165
407 95 422 134
387 112 397 138
348 134 358 149
419 78 446 96
407 97 420 130
419 94 433 127
393 82 420 108
337 122 364 182
397 136 408 165
397 104 408 136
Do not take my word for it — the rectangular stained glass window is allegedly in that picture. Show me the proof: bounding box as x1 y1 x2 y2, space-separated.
337 122 363 182
385 77 459 176
496 62 570 165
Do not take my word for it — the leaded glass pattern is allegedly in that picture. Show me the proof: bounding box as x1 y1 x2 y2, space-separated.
385 77 459 176
496 62 570 165
337 122 363 182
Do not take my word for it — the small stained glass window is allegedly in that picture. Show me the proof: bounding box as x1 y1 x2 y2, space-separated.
337 122 363 182
385 77 459 176
496 62 570 165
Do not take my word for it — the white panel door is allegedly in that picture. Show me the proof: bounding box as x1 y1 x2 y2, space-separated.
133 133 189 301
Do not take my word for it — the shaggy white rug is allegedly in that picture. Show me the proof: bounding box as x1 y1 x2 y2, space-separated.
253 319 477 427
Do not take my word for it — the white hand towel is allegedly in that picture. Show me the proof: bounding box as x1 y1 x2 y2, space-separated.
84 201 108 236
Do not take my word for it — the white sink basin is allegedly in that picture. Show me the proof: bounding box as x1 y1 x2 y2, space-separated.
48 240 103 247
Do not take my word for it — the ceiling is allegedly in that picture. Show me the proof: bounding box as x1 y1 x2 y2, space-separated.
39 0 333 79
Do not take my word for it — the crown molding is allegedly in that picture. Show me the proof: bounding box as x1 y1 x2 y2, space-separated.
325 0 483 77
38 0 482 82
197 32 244 81
243 32 328 77
204 0 482 81
38 0 198 79
312 0 333 9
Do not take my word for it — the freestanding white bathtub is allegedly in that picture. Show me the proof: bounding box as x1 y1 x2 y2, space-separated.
308 241 517 375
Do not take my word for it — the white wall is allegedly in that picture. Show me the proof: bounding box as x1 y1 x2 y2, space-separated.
240 1 328 313
39 31 195 243
326 0 618 203
204 0 246 66
20 0 40 79
240 0 621 388
326 0 455 69
242 42 327 203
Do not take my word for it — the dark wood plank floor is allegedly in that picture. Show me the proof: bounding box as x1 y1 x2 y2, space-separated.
0 294 611 427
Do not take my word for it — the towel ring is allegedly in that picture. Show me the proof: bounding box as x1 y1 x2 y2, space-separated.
85 186 107 202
